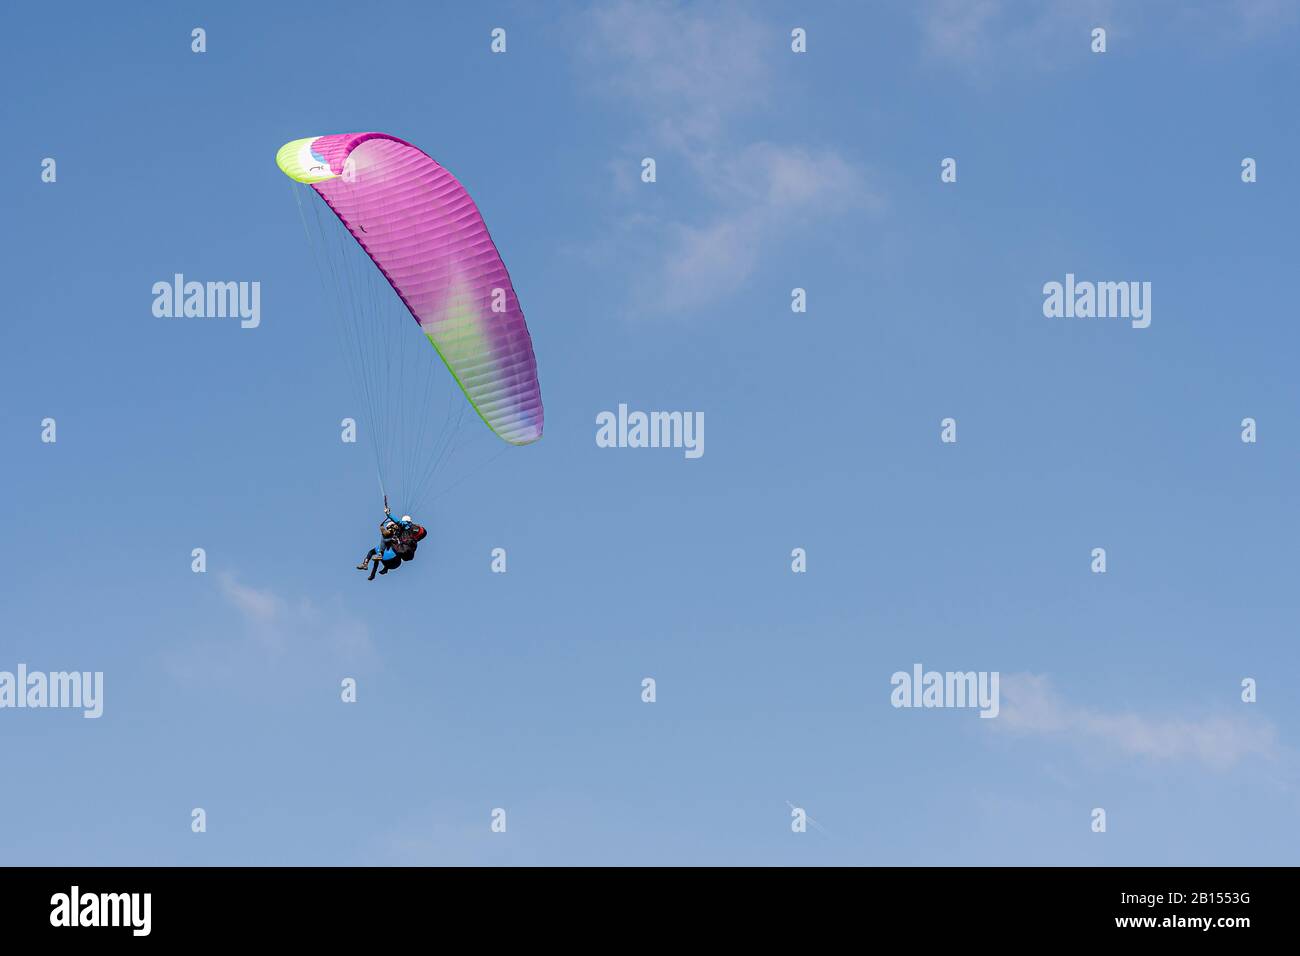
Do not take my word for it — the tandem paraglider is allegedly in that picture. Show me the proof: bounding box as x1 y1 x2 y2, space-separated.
357 498 428 581
277 132 542 580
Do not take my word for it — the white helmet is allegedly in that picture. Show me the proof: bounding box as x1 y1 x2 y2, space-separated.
401 515 412 523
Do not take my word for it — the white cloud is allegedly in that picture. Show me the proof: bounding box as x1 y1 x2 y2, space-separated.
1208 0 1300 41
163 573 378 687
917 0 1294 74
219 575 281 627
918 0 1119 76
920 0 1008 65
994 673 1278 771
658 215 762 311
583 0 769 149
579 2 876 314
645 142 877 311
216 572 376 662
710 142 869 210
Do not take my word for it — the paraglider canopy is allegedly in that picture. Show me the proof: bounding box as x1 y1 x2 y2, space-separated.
278 132 543 447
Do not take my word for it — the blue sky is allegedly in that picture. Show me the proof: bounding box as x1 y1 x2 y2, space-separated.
3 0 1298 865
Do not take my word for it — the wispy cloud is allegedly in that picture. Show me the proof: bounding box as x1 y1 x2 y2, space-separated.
918 0 1118 76
653 142 875 311
1193 0 1300 42
993 673 1278 771
578 1 876 314
917 0 1295 75
583 0 769 149
163 573 378 685
1231 0 1300 36
220 574 281 628
217 572 376 662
